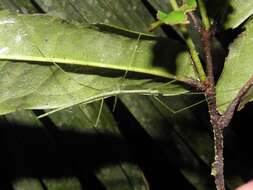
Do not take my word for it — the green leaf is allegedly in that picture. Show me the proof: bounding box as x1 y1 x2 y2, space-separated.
224 0 253 29
151 0 197 29
216 18 253 113
186 0 197 9
180 0 197 12
149 10 189 31
0 11 195 115
0 11 194 79
157 10 189 25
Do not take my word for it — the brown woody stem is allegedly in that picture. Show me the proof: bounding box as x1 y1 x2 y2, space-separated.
209 75 253 190
201 27 225 190
212 126 225 190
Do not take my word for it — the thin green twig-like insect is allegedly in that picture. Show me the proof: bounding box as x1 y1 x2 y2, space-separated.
153 86 246 116
153 96 206 114
18 8 242 121
112 32 142 112
95 98 104 128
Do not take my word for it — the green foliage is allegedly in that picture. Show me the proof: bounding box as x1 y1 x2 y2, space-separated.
0 11 194 115
224 0 253 29
217 18 253 113
180 0 197 12
1 0 253 189
158 10 188 25
0 11 192 79
149 0 197 31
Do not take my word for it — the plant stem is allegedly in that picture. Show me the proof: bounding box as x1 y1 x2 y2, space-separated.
197 0 211 29
210 65 253 190
198 2 225 189
169 0 179 10
212 126 225 190
201 20 253 190
188 12 200 30
201 26 226 190
184 32 206 81
202 29 214 84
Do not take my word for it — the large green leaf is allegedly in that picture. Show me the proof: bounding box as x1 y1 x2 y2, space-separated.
216 18 253 113
224 0 253 29
0 11 196 115
0 11 193 78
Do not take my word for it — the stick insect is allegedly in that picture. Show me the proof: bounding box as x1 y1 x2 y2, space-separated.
17 12 244 129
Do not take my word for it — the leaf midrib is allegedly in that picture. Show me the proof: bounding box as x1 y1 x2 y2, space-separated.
0 55 175 79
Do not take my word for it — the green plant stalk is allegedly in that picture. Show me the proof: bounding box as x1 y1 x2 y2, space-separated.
169 0 180 10
184 31 206 81
197 0 211 29
169 0 206 81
